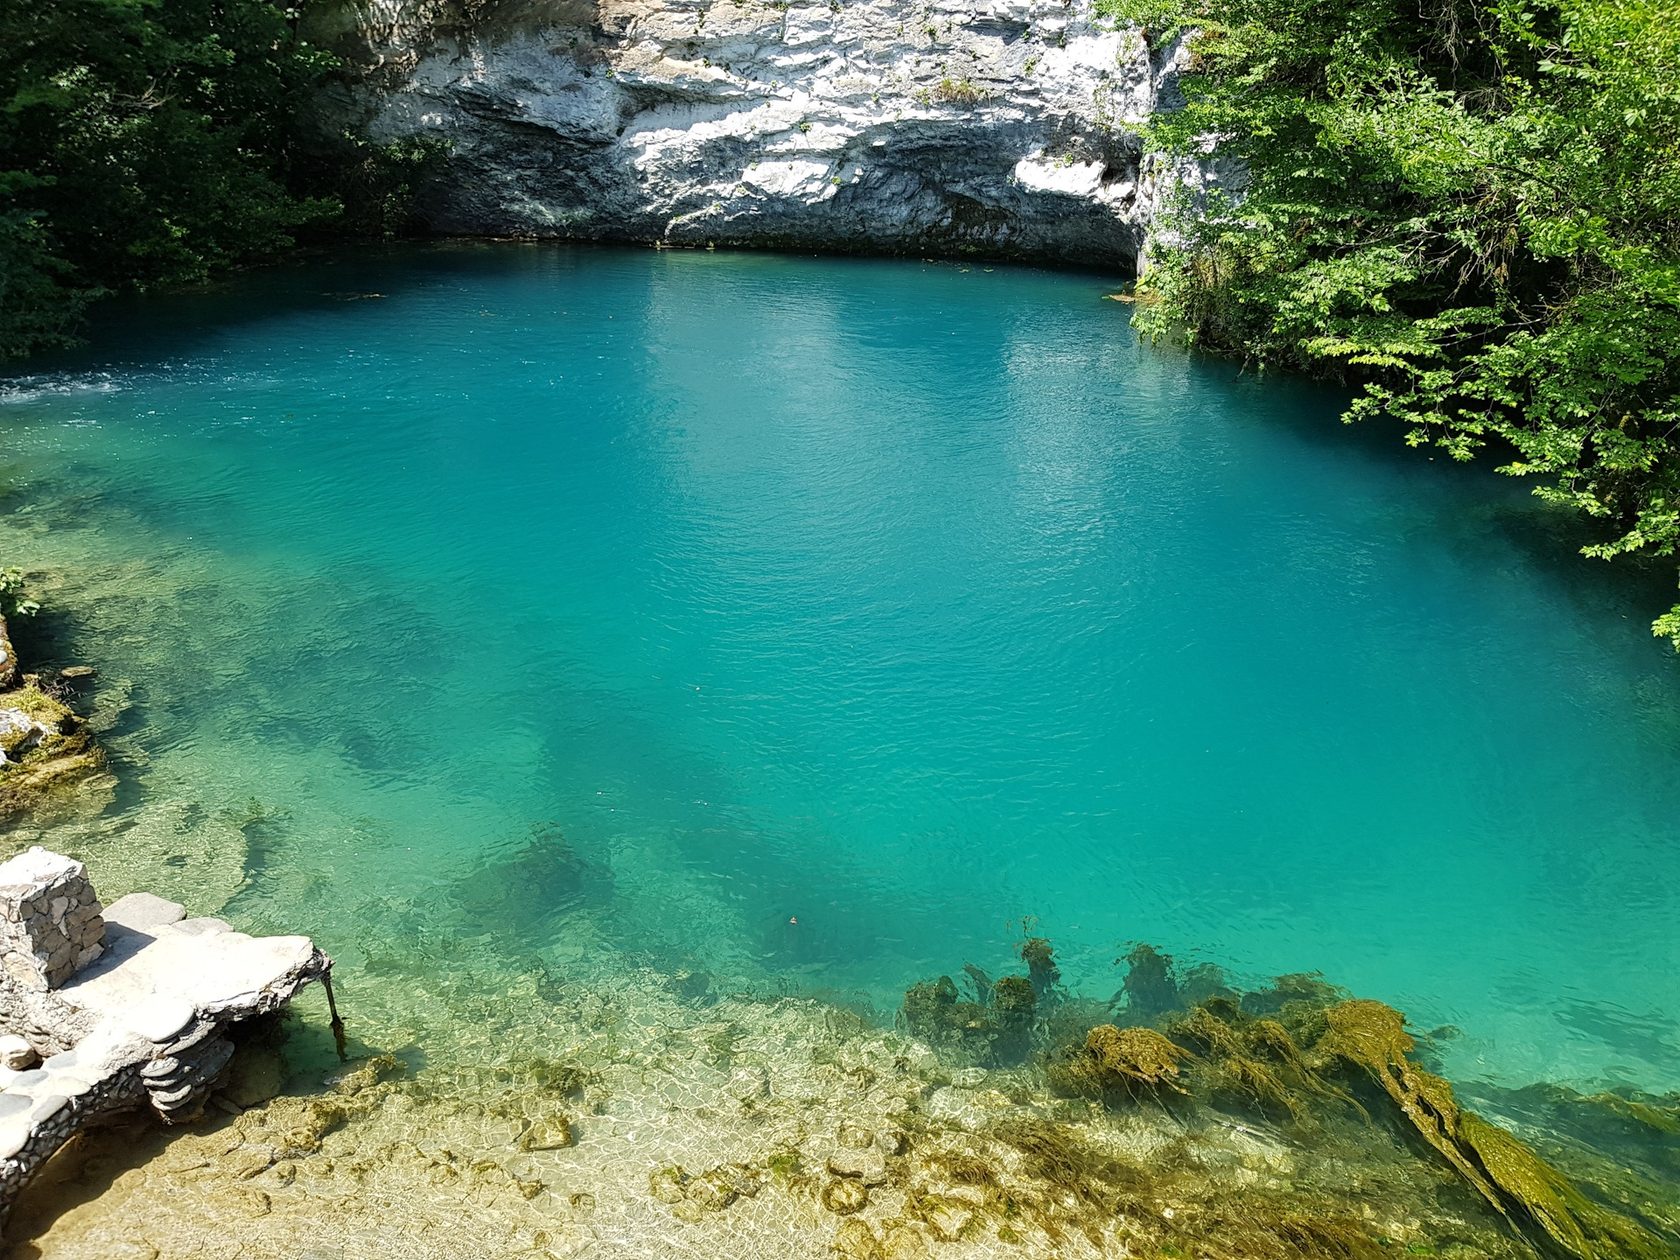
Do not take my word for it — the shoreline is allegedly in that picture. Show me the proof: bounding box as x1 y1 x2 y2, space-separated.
7 923 1678 1260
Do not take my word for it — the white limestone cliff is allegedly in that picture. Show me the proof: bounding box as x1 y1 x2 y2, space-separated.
315 0 1232 266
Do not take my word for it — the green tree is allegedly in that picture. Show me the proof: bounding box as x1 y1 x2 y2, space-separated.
1115 0 1680 642
0 0 354 358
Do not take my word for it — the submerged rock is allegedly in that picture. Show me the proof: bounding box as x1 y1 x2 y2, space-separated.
820 1175 869 1214
900 964 1040 1066
451 823 611 936
1019 936 1060 999
826 1144 888 1185
516 1112 574 1151
832 1218 884 1259
218 1040 287 1110
648 1165 687 1204
1048 1024 1190 1100
1315 999 1672 1260
1118 943 1178 1019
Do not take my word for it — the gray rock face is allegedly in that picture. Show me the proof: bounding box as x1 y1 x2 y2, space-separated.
317 0 1226 267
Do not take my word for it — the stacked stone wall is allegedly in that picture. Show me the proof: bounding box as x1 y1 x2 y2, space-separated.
0 849 104 993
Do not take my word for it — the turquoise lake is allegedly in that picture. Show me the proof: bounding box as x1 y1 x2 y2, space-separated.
3 242 1678 1096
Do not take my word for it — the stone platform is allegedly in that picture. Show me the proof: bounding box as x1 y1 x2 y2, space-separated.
0 847 331 1224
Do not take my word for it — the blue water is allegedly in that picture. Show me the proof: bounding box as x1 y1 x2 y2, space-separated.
3 243 1678 1092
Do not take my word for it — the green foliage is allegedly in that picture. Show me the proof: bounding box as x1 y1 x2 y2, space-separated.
0 0 444 359
1110 0 1680 643
933 76 987 105
0 567 39 620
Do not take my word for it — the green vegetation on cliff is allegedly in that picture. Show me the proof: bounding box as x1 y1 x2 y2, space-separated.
1112 0 1680 641
0 0 435 359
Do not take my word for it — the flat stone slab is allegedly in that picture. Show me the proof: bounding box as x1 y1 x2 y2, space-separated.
0 860 330 1226
61 894 320 1036
98 891 184 933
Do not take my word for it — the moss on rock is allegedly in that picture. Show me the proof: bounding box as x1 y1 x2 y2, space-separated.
0 678 109 823
1314 999 1672 1260
1047 1024 1191 1100
900 969 1039 1066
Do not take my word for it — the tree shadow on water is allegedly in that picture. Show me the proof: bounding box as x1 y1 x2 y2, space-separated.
5 240 573 380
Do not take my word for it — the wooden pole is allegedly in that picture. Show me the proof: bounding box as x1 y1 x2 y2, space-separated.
322 968 348 1062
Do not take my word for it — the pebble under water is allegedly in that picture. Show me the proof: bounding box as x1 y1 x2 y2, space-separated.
1 243 1677 1258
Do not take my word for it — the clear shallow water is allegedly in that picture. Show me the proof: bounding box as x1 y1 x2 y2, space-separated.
3 243 1678 1093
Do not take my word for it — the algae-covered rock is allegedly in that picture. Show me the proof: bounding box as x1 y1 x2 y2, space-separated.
828 1144 889 1185
684 1167 739 1210
992 975 1035 1014
1458 1112 1674 1260
902 974 964 1028
516 1113 573 1151
1170 1001 1362 1125
0 677 110 823
833 1218 885 1259
989 975 1037 1064
525 1056 601 1100
1244 972 1347 1025
1019 937 1060 999
1317 1000 1495 1196
919 1196 975 1241
1315 999 1673 1260
1048 1024 1190 1100
821 1176 869 1214
881 1224 932 1260
649 1165 687 1204
901 971 1036 1066
901 975 989 1055
1119 944 1179 1019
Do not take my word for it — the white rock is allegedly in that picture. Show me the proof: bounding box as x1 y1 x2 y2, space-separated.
313 0 1236 266
0 1036 37 1071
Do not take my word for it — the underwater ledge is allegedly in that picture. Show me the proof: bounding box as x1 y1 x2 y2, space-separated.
2 910 1676 1260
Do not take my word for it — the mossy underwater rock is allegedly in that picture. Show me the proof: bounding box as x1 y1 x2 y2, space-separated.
1315 998 1674 1260
899 970 1039 1066
1118 943 1179 1019
0 679 111 823
901 975 986 1049
1034 958 1676 1260
1169 998 1362 1126
821 1176 870 1214
1047 1024 1191 1100
988 974 1037 1063
1019 936 1060 998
